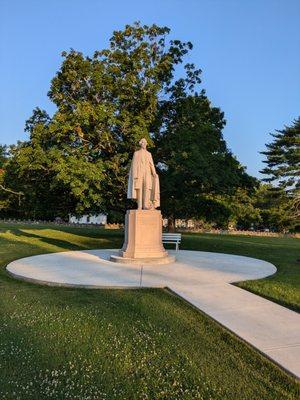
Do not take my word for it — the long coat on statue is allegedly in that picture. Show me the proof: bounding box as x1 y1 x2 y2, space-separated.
127 149 160 208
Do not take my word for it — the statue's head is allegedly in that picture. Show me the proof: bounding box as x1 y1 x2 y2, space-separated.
139 138 148 149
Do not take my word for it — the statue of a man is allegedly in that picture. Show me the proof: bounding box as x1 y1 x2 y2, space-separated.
127 138 160 210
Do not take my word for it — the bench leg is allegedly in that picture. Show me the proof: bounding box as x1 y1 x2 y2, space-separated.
176 243 178 251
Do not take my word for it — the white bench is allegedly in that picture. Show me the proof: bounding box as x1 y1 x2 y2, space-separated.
162 233 182 251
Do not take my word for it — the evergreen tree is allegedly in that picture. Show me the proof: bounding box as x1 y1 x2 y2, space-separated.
260 118 300 225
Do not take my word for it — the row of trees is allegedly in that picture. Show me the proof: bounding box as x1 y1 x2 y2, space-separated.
0 23 299 232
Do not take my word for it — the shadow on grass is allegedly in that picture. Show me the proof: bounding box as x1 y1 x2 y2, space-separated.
0 222 124 240
0 229 122 288
2 228 123 253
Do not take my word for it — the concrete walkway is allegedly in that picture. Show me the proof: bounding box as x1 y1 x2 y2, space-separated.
6 249 300 378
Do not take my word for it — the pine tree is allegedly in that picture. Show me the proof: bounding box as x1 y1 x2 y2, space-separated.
260 118 300 225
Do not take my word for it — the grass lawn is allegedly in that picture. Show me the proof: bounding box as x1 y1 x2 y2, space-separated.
0 223 299 399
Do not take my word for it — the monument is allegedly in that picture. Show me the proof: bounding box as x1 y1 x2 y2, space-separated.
110 138 174 264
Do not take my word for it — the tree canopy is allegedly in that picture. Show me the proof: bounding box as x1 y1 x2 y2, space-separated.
2 22 257 225
0 145 8 169
153 88 256 228
2 23 199 219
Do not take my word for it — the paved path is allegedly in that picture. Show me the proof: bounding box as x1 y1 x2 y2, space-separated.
6 249 300 378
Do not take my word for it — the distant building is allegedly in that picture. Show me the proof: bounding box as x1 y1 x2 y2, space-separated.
162 219 195 229
69 214 107 225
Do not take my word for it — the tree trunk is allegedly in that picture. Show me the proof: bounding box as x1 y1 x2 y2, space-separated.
167 217 176 232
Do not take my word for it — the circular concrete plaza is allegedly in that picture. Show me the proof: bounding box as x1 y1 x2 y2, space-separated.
6 249 276 288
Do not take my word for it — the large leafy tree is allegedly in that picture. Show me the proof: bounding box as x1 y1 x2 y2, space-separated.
153 82 256 229
0 145 26 213
260 118 300 225
221 184 296 232
4 22 256 222
4 23 195 219
0 145 9 211
253 184 296 232
0 145 8 168
2 108 104 219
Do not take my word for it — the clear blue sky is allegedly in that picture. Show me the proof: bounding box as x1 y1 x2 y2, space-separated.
0 0 299 178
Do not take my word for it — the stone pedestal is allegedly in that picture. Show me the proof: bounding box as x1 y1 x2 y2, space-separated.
110 210 174 264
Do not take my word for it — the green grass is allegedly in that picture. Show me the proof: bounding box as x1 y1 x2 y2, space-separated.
0 223 299 399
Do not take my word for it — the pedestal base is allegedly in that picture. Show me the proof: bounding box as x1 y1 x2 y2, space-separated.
110 254 175 265
111 209 173 264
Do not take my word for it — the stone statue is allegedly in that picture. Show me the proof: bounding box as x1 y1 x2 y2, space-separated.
127 138 160 210
110 138 172 264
